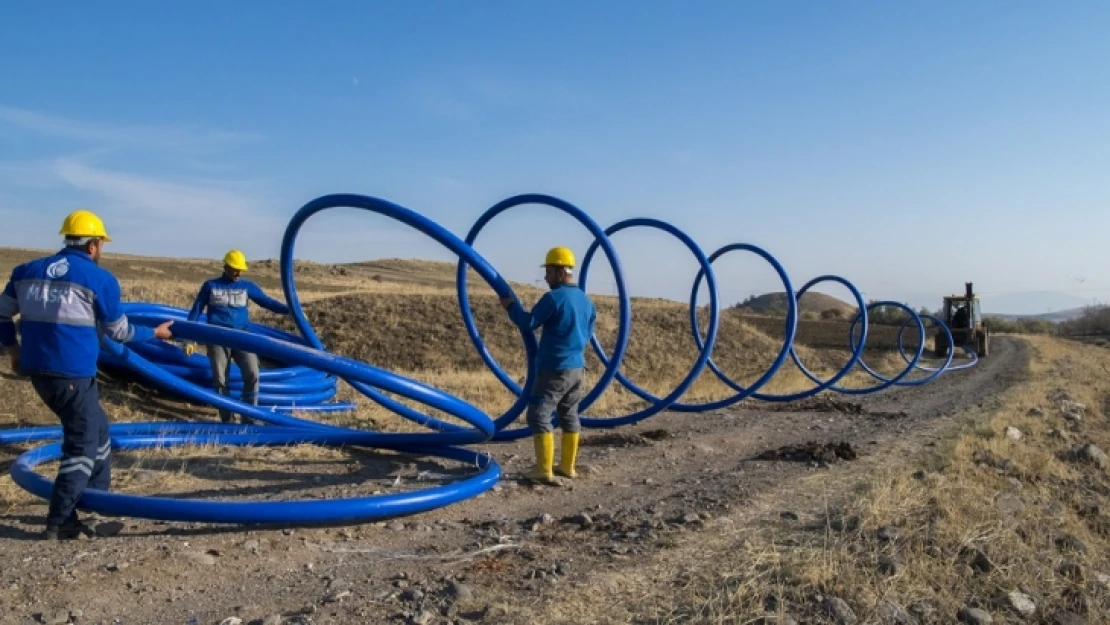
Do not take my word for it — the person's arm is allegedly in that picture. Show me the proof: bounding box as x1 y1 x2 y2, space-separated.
97 275 171 343
508 292 556 331
246 281 290 315
186 282 210 322
0 270 19 349
0 270 20 370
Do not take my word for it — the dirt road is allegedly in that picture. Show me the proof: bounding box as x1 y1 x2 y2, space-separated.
0 338 1028 625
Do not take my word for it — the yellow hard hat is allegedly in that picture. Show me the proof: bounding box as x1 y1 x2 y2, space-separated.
223 249 248 271
542 246 575 268
59 209 111 242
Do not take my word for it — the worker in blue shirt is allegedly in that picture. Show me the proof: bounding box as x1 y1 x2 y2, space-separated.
0 210 174 540
500 246 596 484
183 249 290 424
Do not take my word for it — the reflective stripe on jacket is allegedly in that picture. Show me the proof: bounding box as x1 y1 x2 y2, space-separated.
187 276 289 329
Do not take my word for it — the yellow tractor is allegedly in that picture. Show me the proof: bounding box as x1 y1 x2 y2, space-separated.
934 282 990 358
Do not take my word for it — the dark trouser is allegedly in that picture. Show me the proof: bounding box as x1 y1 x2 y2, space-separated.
525 368 585 434
29 375 111 527
207 344 259 423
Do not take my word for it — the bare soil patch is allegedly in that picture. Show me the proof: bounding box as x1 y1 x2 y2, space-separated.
0 249 1033 624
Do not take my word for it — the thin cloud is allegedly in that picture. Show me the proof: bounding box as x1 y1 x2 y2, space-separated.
43 159 423 259
49 159 280 255
53 159 262 217
0 104 260 153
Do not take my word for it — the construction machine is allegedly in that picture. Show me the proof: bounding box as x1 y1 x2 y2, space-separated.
935 282 989 358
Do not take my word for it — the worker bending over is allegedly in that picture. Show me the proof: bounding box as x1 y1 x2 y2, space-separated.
0 210 173 539
500 246 597 484
184 250 290 424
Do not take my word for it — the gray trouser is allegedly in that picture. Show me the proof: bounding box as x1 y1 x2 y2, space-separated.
526 368 585 434
208 345 259 423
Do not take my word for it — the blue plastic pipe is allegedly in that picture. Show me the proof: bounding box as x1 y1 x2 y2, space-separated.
3 191 981 528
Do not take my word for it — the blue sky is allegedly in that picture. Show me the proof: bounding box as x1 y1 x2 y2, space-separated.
2 2 1108 314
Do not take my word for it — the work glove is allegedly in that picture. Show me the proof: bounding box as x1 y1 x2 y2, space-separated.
183 342 197 357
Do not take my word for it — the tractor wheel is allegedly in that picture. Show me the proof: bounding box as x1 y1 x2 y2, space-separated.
979 331 990 357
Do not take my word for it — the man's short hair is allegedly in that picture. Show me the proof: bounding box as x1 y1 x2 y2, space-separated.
64 236 101 247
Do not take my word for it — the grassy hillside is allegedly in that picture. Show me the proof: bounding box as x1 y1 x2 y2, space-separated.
0 247 936 426
734 290 858 317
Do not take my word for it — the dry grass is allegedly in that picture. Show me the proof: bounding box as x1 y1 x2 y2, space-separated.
0 253 949 516
631 336 1110 624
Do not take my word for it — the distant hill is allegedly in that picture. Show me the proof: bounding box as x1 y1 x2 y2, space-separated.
985 307 1089 323
732 291 856 317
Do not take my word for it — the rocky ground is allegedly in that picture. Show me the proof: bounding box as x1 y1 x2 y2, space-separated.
0 338 1027 625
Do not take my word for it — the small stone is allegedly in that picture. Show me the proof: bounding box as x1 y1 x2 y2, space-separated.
877 526 900 543
573 513 593 527
282 528 295 536
1058 560 1083 581
1028 407 1045 417
243 539 260 551
324 589 351 603
448 580 474 603
908 601 936 620
957 607 993 625
1074 444 1108 469
780 511 799 521
218 618 243 625
1061 400 1086 413
388 522 406 532
94 521 124 537
878 602 918 625
181 551 216 566
1055 534 1088 555
1096 572 1110 588
1005 426 1023 441
1051 612 1086 625
262 616 283 625
131 469 159 483
540 514 554 525
401 589 425 602
410 610 434 625
1007 591 1036 617
878 555 900 575
681 513 701 524
967 549 993 573
43 611 71 625
822 596 858 624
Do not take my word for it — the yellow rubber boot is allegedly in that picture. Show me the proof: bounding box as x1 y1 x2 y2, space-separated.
555 431 579 478
525 432 556 484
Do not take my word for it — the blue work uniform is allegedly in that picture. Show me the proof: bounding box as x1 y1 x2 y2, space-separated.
187 276 289 422
0 246 157 530
186 276 289 329
509 283 596 433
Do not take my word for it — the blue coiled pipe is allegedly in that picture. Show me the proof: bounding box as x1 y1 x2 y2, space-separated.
3 191 979 527
101 302 356 414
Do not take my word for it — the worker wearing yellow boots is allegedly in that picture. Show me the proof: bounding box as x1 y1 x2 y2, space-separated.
500 246 596 484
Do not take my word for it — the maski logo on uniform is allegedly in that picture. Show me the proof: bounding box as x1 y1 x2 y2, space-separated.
46 258 70 279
